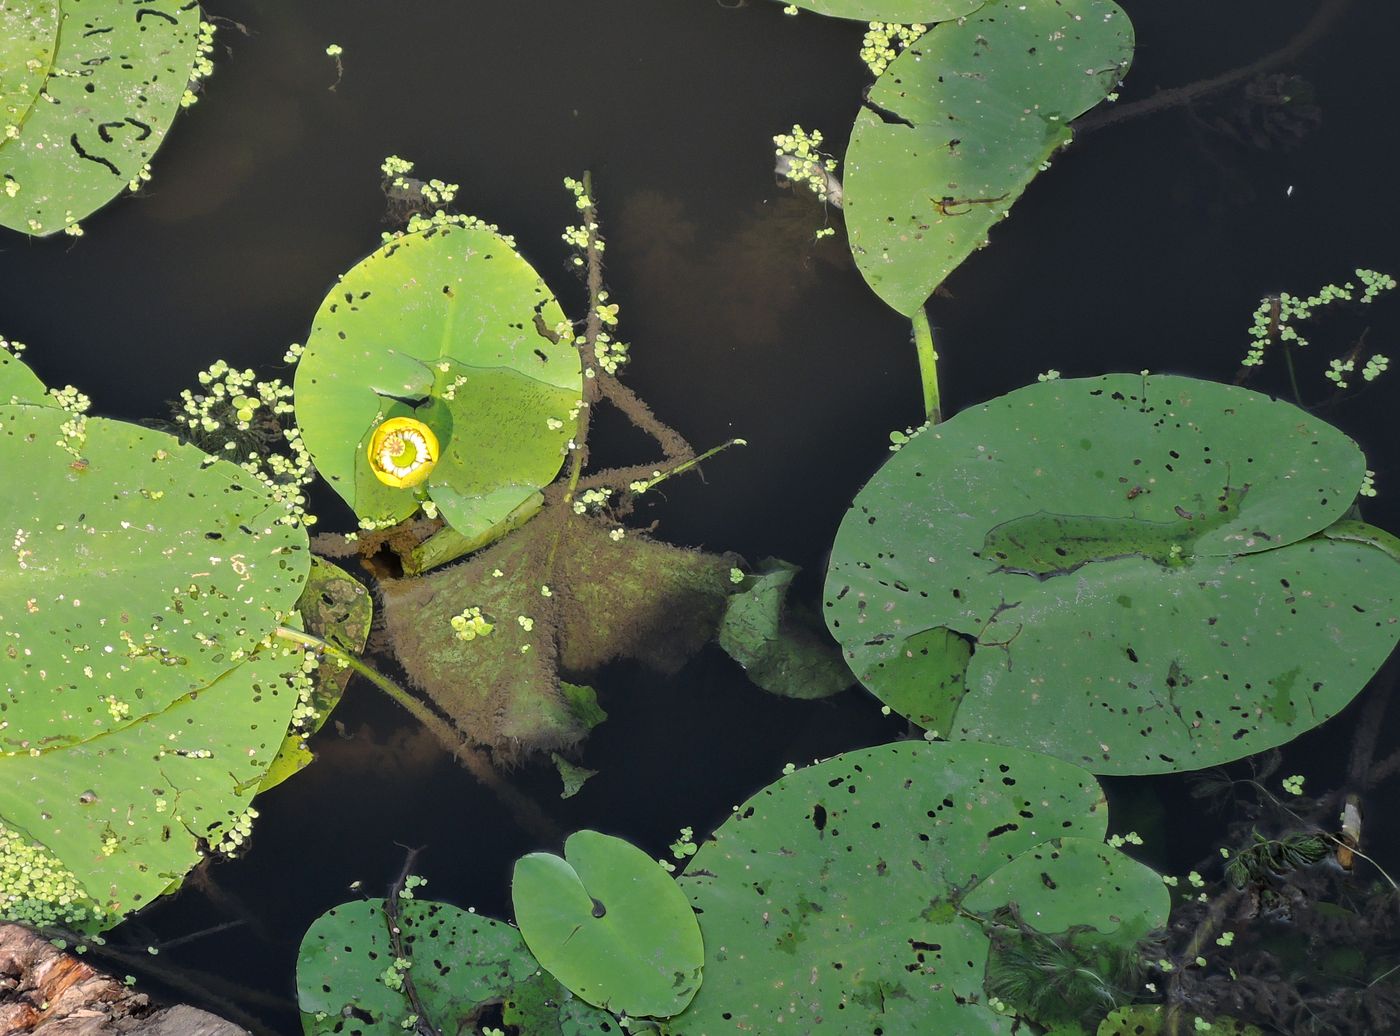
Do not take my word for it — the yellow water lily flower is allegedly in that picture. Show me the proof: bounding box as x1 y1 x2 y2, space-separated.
366 416 439 488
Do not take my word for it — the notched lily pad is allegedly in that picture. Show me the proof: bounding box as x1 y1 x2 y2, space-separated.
844 0 1133 315
293 223 581 548
825 374 1400 774
514 830 704 1019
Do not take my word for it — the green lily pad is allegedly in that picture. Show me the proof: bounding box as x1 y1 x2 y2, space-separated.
773 0 986 22
298 898 617 1035
0 405 309 749
665 740 1166 1033
0 640 301 930
844 0 1133 315
1097 1006 1263 1035
0 0 203 236
824 374 1400 774
293 223 581 544
513 830 705 1018
0 0 58 139
0 345 46 404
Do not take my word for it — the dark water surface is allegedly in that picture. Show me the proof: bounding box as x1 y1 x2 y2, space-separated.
3 1 1399 1030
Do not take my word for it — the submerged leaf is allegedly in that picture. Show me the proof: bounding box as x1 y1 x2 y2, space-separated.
717 558 852 698
378 507 732 756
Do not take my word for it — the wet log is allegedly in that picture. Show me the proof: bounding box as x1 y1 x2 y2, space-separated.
0 924 246 1035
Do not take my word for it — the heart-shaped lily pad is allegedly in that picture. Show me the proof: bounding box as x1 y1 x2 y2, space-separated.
294 223 581 546
513 830 704 1018
844 0 1133 315
824 374 1400 774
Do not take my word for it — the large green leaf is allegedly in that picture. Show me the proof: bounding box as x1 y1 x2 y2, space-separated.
0 0 202 236
514 830 705 1018
298 898 617 1035
0 0 58 139
844 0 1133 315
293 223 581 543
773 0 986 22
824 375 1400 774
0 405 309 748
0 642 301 930
664 740 1166 1034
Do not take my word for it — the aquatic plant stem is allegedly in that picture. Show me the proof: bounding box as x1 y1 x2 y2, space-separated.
911 305 942 423
272 627 560 841
383 846 442 1036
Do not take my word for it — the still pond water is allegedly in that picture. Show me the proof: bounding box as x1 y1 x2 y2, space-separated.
2 0 1398 1031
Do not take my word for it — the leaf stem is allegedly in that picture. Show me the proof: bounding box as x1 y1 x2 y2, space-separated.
273 626 429 728
910 305 942 423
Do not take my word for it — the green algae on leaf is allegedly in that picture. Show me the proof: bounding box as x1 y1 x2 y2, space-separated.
293 223 581 546
844 0 1133 315
824 374 1400 774
378 507 732 757
0 0 203 236
514 830 704 1018
664 740 1165 1033
298 898 616 1035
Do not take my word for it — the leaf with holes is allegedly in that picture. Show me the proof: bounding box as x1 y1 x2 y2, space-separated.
293 223 581 552
513 830 705 1018
663 740 1165 1034
0 404 309 929
772 0 987 22
297 898 617 1035
0 0 204 236
844 0 1133 315
824 374 1400 774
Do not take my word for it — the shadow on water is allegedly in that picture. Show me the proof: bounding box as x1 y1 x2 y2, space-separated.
2 0 1399 1031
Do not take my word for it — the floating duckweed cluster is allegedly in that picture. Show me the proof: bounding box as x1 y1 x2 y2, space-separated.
562 175 603 270
0 820 105 929
212 806 260 858
176 356 317 526
180 21 219 108
450 606 494 641
379 155 483 239
47 383 91 456
859 21 928 78
772 125 839 205
572 487 613 515
1243 268 1395 373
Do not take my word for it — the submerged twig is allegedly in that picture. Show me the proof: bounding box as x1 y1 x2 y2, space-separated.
383 846 441 1036
1074 0 1353 137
